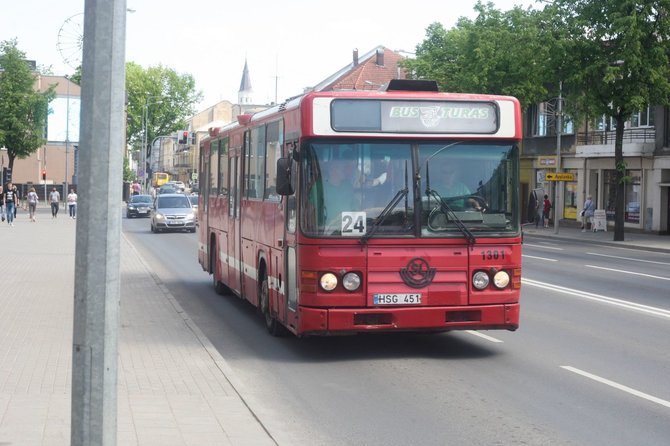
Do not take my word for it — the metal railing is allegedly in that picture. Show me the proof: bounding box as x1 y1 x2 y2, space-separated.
577 127 655 145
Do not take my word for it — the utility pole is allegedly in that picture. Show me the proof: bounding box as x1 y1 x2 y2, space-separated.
71 1 126 445
554 81 562 235
65 74 70 201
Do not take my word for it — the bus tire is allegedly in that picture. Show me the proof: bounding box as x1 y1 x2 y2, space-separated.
210 244 227 295
259 272 288 337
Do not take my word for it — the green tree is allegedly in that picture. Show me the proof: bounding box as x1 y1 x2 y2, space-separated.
124 62 202 183
552 0 670 241
0 39 55 171
403 1 550 109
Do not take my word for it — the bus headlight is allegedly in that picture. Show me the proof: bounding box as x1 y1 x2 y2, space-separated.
320 273 338 291
493 270 510 289
342 272 361 291
472 271 490 290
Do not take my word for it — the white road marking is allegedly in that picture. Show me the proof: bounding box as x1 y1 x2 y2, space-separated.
561 366 670 409
522 278 670 319
522 254 558 262
523 243 564 251
585 265 670 281
586 252 670 266
465 330 503 343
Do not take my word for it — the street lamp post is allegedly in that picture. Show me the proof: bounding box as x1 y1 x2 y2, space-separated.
141 97 162 192
65 75 71 201
554 81 563 235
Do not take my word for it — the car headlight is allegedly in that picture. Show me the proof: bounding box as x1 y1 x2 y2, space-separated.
155 213 165 220
493 270 510 289
342 272 361 291
472 271 490 290
320 273 338 291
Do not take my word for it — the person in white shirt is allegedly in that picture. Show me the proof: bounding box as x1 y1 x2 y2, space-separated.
67 188 78 219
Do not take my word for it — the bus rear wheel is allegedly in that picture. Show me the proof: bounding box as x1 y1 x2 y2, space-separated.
210 244 227 295
259 273 288 337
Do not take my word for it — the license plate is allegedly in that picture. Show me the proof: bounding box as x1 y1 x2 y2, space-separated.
373 293 422 305
139 209 148 213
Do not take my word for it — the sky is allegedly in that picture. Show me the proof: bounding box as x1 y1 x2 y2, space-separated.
2 0 539 111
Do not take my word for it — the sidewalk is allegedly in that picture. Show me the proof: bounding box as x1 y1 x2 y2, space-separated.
522 221 670 253
0 206 277 446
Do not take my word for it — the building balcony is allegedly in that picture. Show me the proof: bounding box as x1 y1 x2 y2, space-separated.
576 128 655 157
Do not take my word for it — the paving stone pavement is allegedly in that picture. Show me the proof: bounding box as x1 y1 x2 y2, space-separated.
0 206 277 446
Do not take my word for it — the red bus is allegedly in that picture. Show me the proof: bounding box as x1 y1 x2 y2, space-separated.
197 80 522 336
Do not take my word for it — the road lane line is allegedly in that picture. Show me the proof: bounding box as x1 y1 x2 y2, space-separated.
465 330 503 343
522 278 670 319
521 255 558 262
523 243 564 251
585 265 670 281
561 366 670 409
586 252 670 266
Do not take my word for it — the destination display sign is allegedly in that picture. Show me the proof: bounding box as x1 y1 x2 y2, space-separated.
331 99 499 134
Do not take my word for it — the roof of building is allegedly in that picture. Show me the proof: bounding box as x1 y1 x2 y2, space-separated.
311 46 408 92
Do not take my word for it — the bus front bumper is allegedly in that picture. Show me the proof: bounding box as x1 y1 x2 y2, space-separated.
297 303 519 335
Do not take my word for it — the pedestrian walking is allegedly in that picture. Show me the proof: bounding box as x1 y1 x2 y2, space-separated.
542 194 552 228
0 185 4 222
27 187 39 222
49 187 61 218
3 182 17 226
11 184 19 219
67 188 77 219
581 195 596 232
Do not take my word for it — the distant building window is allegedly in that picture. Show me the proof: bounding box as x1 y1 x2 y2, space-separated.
529 101 573 137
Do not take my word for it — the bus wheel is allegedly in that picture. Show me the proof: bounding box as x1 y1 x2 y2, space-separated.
259 273 287 337
210 245 227 295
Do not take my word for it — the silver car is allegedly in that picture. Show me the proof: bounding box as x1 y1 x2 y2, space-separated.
150 193 196 233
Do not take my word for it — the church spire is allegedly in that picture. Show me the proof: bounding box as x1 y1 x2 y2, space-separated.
238 58 254 104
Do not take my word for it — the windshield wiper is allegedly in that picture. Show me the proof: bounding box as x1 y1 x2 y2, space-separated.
426 188 476 246
360 187 408 244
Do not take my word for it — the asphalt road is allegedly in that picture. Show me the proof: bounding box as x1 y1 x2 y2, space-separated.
123 215 670 446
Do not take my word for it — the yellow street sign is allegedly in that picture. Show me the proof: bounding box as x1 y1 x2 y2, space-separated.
545 172 575 181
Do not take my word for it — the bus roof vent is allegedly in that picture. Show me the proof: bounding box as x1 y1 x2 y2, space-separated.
385 79 439 92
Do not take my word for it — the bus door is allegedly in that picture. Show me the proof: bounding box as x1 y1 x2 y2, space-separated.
281 142 299 330
227 153 243 295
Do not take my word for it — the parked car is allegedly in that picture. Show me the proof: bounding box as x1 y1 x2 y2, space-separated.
126 194 153 218
150 193 196 233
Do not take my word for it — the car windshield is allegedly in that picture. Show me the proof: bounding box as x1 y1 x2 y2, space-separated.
131 195 152 204
299 140 519 238
188 195 198 206
157 196 191 209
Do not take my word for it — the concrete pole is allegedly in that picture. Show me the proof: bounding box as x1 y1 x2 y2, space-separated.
71 1 126 445
554 81 562 235
65 75 70 202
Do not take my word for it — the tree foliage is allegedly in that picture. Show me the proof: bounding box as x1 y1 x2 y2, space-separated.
0 39 55 170
403 1 552 109
125 62 202 150
552 0 670 240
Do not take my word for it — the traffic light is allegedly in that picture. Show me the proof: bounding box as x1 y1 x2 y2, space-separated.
190 132 196 145
178 131 188 144
42 169 46 180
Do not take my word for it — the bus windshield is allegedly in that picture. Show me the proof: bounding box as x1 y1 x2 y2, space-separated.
299 141 519 238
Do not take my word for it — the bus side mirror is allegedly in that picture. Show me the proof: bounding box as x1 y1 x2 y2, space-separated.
276 157 294 196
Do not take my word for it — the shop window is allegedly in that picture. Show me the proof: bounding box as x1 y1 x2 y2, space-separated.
604 170 641 223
